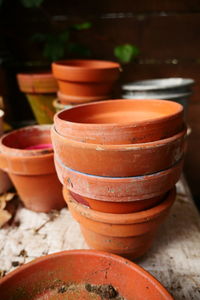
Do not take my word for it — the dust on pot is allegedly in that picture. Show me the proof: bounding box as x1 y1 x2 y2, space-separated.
0 125 65 212
17 73 58 124
51 126 186 177
52 59 121 104
55 155 183 201
64 188 176 258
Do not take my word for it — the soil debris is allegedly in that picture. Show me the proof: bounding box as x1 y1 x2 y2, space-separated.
85 283 124 299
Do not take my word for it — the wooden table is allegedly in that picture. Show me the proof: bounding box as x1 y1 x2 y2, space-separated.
0 175 200 299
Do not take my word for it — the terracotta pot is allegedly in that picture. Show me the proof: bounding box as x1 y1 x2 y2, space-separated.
0 109 13 193
55 155 183 201
0 125 65 212
65 188 176 258
53 98 73 112
52 59 121 103
0 250 173 300
64 189 166 214
17 73 58 124
54 99 184 145
51 126 186 177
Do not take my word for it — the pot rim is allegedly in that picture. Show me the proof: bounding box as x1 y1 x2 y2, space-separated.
0 249 173 299
122 78 195 91
52 59 121 71
0 125 53 157
52 125 187 150
54 99 183 128
122 92 192 100
65 187 176 224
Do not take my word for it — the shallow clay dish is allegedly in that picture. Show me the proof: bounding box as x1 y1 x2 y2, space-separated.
55 156 183 201
66 189 166 214
51 126 186 177
0 250 174 300
54 99 184 144
65 189 176 258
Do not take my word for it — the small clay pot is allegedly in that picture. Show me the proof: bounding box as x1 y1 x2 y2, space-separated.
17 73 58 124
52 59 121 103
55 155 183 201
0 250 173 300
0 125 65 212
65 188 176 258
64 189 166 214
54 99 184 145
51 126 186 177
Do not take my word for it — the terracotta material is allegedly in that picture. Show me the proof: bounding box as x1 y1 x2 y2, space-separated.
51 126 186 177
0 125 65 212
17 73 58 93
53 98 73 112
65 188 176 258
54 99 184 145
52 59 121 103
0 109 12 193
55 155 183 201
65 189 166 214
17 73 58 124
0 250 173 300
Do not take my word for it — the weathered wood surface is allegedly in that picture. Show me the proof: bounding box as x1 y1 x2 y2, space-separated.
0 176 200 299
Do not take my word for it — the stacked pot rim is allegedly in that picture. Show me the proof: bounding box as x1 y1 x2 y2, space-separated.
52 98 185 257
52 59 121 105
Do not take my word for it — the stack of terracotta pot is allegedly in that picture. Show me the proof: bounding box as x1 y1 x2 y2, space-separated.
52 99 186 258
52 59 121 112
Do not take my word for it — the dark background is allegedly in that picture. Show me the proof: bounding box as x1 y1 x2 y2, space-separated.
0 0 200 206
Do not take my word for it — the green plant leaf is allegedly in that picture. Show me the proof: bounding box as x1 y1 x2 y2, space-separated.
114 44 139 63
20 0 44 8
72 22 92 30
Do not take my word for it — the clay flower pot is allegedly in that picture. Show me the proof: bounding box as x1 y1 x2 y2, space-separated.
52 59 121 104
55 155 183 201
17 73 58 124
64 189 166 214
0 109 12 193
54 99 184 145
65 188 176 258
51 126 186 177
0 125 65 212
0 250 173 300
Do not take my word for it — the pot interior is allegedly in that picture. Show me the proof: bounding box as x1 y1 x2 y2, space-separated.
0 251 172 300
58 99 182 125
2 125 52 151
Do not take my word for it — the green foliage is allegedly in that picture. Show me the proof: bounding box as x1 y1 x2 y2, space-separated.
32 25 92 61
114 44 139 63
72 22 92 30
20 0 44 7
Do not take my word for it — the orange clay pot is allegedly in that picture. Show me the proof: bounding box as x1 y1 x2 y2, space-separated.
51 126 186 177
17 72 58 93
65 189 166 214
17 73 58 124
54 99 184 145
52 59 121 104
55 155 183 201
65 188 176 258
0 250 174 300
0 125 65 212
